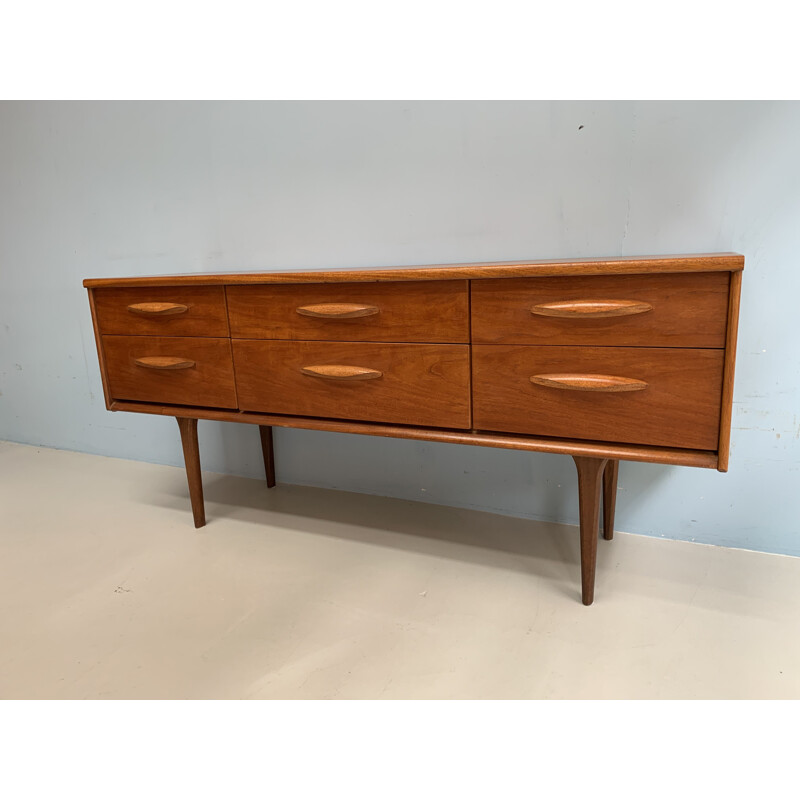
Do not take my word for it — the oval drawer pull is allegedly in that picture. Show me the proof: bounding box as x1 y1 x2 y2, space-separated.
300 364 383 381
296 303 379 319
134 356 196 370
530 300 653 318
127 302 189 316
530 373 648 392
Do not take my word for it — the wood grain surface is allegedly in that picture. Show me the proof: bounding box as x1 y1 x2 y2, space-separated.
259 425 276 488
176 417 206 528
472 345 725 450
717 269 743 472
103 335 237 408
471 272 730 347
83 253 744 288
93 286 229 337
127 302 189 316
299 364 384 381
133 356 196 370
573 456 609 605
108 399 720 468
530 299 653 318
227 281 469 342
233 340 471 429
296 303 379 319
87 288 112 409
603 460 619 541
529 373 649 392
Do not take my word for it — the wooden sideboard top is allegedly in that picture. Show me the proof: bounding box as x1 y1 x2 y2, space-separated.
83 252 744 288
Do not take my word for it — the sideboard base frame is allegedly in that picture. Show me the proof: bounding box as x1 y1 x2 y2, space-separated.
112 401 719 469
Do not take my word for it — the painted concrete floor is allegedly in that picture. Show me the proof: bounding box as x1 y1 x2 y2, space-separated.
1 440 798 699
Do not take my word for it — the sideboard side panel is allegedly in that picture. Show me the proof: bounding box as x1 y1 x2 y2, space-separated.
87 288 113 410
717 269 743 472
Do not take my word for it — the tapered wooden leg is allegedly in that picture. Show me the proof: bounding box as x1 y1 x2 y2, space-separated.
259 425 276 488
603 459 619 541
176 417 205 528
573 456 608 606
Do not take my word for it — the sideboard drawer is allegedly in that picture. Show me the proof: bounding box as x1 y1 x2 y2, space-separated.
103 335 237 408
233 340 471 428
227 281 469 342
93 286 229 337
472 345 724 450
471 272 729 348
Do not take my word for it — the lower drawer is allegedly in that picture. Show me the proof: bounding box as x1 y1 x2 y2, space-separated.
103 335 237 408
472 345 724 450
233 340 471 429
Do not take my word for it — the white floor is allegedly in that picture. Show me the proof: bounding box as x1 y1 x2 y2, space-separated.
1 439 798 699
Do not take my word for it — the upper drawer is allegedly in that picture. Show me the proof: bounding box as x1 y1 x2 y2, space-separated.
227 280 469 342
92 286 229 337
471 272 730 348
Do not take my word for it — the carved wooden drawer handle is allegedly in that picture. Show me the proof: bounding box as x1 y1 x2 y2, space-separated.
300 364 383 381
530 300 653 318
296 303 379 319
134 356 196 370
530 373 648 392
127 302 189 316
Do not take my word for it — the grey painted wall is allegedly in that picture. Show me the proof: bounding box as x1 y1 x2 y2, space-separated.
1 101 798 555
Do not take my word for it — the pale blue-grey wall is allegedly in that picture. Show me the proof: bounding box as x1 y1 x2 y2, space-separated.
1 101 798 555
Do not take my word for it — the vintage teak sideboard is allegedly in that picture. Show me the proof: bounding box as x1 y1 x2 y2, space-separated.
83 253 743 605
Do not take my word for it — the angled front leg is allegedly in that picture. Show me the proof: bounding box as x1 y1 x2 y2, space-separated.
259 425 276 488
572 456 608 605
176 417 205 528
603 459 619 541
